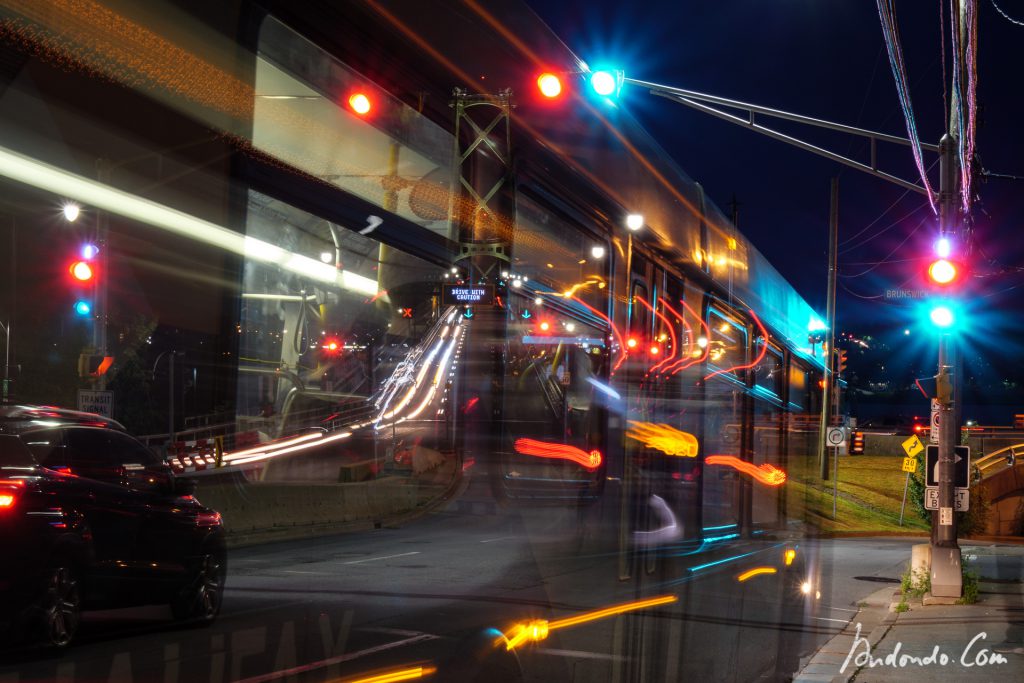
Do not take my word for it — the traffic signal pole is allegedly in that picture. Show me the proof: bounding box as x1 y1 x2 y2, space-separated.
931 133 961 597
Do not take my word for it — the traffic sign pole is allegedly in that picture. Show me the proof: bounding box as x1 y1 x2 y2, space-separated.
899 471 910 526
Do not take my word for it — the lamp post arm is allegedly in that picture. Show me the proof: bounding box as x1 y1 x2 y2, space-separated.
647 90 931 197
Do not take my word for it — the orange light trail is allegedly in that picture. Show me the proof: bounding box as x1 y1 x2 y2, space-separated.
341 665 436 683
626 421 699 458
784 548 797 566
737 567 777 582
498 595 677 651
513 438 602 469
669 298 710 375
705 308 769 381
705 455 787 486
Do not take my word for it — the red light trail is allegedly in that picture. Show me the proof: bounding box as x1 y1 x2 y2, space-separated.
513 438 602 469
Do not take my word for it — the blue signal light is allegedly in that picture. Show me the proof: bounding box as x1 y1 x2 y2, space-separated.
81 243 99 260
74 300 92 316
929 305 954 328
590 70 618 97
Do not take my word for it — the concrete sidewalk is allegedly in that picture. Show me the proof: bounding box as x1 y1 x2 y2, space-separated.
794 543 1024 682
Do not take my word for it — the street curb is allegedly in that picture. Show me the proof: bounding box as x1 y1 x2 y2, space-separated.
793 585 898 683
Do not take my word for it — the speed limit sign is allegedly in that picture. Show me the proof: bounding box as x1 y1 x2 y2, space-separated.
826 426 846 448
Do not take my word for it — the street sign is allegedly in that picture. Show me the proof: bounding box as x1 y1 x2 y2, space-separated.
901 434 924 458
77 389 113 418
901 457 918 473
925 444 970 488
925 487 969 511
826 426 845 448
930 398 940 444
442 284 494 306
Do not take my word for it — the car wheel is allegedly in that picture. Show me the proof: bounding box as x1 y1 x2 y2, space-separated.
171 551 226 624
36 563 81 649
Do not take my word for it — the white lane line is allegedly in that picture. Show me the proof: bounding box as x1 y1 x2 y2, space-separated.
480 536 515 543
538 648 627 661
343 551 421 565
234 633 438 683
826 606 860 613
812 616 850 624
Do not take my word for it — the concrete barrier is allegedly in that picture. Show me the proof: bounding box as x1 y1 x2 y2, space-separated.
193 471 443 547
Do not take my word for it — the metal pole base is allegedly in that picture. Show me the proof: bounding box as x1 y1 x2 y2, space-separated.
930 545 962 598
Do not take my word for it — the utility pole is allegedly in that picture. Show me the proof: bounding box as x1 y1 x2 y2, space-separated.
817 178 839 480
931 133 961 597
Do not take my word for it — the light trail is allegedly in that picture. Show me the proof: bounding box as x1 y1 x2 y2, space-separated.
705 455 787 486
737 567 777 582
656 296 692 375
229 431 352 465
498 595 678 651
669 298 710 375
340 664 436 683
222 432 324 462
513 438 602 469
705 307 769 381
625 421 699 458
633 296 677 374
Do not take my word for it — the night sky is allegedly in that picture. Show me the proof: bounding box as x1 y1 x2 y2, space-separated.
527 0 1024 398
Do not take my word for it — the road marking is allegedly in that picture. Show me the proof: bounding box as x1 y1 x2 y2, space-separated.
812 616 850 624
480 536 514 543
343 551 421 565
234 633 438 683
825 606 859 613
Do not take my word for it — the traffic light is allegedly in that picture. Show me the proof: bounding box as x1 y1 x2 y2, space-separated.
78 352 113 377
588 70 623 98
536 72 563 99
837 349 848 374
68 242 98 317
347 92 372 116
924 235 964 330
850 431 865 455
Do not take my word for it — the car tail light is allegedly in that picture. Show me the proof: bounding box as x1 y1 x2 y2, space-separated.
0 480 25 510
196 511 222 527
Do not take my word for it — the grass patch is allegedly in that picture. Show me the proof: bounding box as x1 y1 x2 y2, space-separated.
788 455 929 534
958 563 980 605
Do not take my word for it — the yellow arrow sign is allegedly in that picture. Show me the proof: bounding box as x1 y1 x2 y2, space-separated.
902 457 918 473
902 434 924 458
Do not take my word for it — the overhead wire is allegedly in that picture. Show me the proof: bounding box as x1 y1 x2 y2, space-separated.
990 0 1024 25
838 213 931 279
876 0 939 213
838 191 932 255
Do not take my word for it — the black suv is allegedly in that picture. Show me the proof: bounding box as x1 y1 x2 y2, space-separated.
0 405 226 649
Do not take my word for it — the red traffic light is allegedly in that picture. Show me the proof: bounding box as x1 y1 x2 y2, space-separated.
927 258 959 286
69 260 94 282
536 72 563 99
347 92 372 116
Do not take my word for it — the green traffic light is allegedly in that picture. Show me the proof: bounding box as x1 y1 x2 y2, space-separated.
929 305 954 328
590 70 619 97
